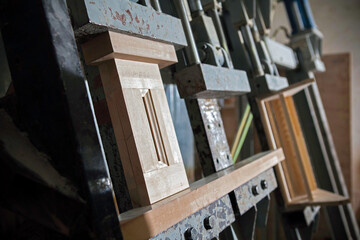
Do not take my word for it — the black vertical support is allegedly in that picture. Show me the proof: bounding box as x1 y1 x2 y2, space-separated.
1 0 122 239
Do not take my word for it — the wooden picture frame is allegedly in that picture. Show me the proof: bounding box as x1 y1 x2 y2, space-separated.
257 79 347 208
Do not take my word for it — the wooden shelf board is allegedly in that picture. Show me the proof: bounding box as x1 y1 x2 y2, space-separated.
259 78 315 102
118 149 285 240
287 189 348 208
82 31 177 68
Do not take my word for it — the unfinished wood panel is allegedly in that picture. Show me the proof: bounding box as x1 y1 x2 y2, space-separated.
99 59 188 206
315 53 351 196
82 31 189 207
82 31 177 68
119 149 285 240
257 79 348 208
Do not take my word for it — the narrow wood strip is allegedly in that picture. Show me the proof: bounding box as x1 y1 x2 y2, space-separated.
265 100 295 201
287 189 348 208
143 90 169 166
231 105 251 157
82 31 178 68
259 78 315 102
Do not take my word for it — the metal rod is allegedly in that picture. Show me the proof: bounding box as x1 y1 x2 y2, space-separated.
174 0 201 65
241 25 264 76
208 8 229 53
291 1 304 32
151 0 162 12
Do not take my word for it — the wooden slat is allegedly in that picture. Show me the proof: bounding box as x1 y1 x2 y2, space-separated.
288 189 348 208
259 78 315 102
119 149 285 240
82 31 177 68
266 100 298 199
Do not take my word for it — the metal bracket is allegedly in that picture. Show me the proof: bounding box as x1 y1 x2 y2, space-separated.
151 195 236 240
234 168 277 215
67 0 187 48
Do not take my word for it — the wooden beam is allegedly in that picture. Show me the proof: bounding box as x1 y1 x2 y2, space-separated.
81 31 178 68
118 149 285 240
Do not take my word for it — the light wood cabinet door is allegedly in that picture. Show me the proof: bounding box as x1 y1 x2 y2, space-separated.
82 31 189 207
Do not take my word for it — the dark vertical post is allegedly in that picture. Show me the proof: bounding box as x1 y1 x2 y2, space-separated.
1 0 122 238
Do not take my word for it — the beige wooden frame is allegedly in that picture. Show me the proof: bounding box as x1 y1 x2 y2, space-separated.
82 31 189 207
257 79 348 208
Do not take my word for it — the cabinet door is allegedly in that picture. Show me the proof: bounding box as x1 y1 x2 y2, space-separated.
99 59 189 206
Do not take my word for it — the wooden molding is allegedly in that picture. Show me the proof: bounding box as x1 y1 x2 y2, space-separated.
82 31 178 68
119 149 285 240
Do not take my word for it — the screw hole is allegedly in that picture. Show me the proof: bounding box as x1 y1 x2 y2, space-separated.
207 125 211 129
216 158 219 164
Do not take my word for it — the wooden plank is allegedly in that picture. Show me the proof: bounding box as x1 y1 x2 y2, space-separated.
259 78 315 102
288 189 348 208
119 149 285 240
82 31 177 68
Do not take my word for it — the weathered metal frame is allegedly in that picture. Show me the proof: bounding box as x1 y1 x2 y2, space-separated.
67 0 187 48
